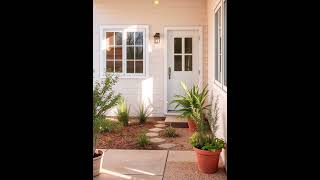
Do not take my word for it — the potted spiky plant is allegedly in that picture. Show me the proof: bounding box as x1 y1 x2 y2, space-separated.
189 95 226 174
171 82 210 132
93 74 121 177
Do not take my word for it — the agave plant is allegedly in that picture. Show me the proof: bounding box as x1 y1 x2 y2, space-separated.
170 82 211 122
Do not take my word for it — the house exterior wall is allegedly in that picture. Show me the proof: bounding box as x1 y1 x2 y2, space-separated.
207 0 227 169
93 0 208 116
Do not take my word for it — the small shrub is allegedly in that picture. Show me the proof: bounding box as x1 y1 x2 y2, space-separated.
137 131 150 147
101 119 123 133
189 132 225 152
116 98 130 126
137 102 152 124
164 127 176 137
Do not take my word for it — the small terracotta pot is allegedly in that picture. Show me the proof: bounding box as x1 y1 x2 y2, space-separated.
93 150 104 177
193 147 221 174
188 118 196 132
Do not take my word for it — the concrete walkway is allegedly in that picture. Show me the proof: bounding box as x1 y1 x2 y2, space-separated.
94 149 226 180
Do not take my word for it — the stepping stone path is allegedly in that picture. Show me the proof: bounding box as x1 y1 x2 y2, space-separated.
147 121 177 149
149 127 164 132
146 132 159 137
149 137 166 143
155 124 166 128
158 143 176 149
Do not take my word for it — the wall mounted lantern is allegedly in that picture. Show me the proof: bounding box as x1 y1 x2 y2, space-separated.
154 33 160 44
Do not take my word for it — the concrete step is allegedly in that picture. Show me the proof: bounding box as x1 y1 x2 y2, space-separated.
164 115 188 128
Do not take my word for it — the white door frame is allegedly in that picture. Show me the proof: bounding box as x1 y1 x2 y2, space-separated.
163 26 203 115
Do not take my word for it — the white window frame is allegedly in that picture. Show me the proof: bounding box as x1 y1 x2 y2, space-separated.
214 0 227 92
99 25 149 79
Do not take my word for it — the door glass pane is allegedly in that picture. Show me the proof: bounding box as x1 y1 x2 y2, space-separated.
115 32 122 45
106 48 114 60
135 32 143 45
185 55 192 71
135 61 143 73
174 38 182 53
127 61 134 73
127 32 134 45
185 38 192 53
107 61 114 72
106 32 114 46
115 47 122 59
135 47 143 60
126 47 134 59
174 55 182 71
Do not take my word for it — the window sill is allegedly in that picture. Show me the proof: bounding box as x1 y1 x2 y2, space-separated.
100 74 148 79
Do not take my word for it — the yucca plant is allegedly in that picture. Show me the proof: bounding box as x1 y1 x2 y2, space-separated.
137 102 152 124
93 74 121 156
170 82 211 124
116 98 130 126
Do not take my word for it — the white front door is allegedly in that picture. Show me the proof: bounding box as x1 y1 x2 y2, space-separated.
167 30 200 112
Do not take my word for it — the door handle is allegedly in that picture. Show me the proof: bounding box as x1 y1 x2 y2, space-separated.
168 67 171 80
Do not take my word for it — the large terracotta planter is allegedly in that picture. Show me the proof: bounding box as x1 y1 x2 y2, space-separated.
93 150 104 177
193 147 221 174
188 118 196 132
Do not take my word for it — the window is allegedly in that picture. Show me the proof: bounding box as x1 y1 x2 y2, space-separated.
101 25 149 77
214 1 227 90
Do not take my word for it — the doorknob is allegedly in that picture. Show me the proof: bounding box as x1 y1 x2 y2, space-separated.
168 67 171 80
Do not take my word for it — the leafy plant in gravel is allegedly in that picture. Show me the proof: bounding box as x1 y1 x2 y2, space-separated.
101 119 123 133
93 74 121 156
137 131 150 148
116 98 130 126
164 126 176 137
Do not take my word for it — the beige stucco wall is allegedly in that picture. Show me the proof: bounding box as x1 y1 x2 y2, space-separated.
93 0 208 116
207 0 227 169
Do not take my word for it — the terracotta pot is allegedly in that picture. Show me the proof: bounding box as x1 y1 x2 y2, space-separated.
188 118 196 132
93 150 104 177
193 147 221 174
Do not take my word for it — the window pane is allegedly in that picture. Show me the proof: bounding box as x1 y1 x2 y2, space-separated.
185 38 192 53
127 47 134 59
127 61 134 73
135 32 143 45
115 61 122 72
107 61 114 72
215 8 221 82
185 55 192 71
224 2 227 86
127 32 134 45
115 32 122 45
106 47 114 60
135 47 143 60
106 32 114 46
135 61 143 73
174 38 182 53
115 47 122 59
174 55 182 71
